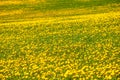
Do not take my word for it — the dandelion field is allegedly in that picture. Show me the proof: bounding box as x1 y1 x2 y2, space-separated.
0 0 120 80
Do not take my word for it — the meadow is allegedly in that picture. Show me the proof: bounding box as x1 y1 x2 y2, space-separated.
0 0 120 80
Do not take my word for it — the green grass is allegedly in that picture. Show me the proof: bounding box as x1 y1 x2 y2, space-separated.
34 0 119 10
0 0 120 23
1 0 119 10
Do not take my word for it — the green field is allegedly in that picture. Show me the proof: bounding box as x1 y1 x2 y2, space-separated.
0 0 120 80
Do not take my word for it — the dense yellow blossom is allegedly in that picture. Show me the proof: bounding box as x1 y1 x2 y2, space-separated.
0 0 120 79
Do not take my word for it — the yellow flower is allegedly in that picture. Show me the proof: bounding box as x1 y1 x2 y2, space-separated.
24 72 29 76
15 72 20 76
23 75 28 79
105 75 112 79
32 64 39 70
37 75 40 79
64 70 71 77
0 74 5 79
111 70 115 76
97 43 102 48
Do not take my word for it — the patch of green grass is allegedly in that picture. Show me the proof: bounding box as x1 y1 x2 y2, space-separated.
0 0 120 23
34 0 120 10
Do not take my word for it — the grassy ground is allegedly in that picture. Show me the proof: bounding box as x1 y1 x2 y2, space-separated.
0 0 120 80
